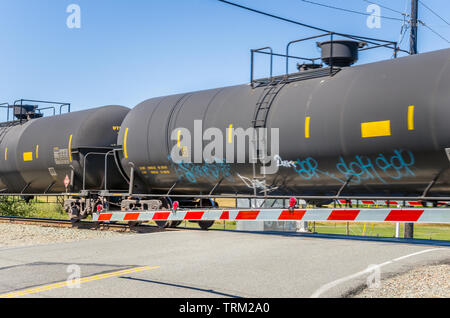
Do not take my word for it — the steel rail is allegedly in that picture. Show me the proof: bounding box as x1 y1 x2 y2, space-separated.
0 215 173 232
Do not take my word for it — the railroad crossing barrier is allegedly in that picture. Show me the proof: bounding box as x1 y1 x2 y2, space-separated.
93 208 450 224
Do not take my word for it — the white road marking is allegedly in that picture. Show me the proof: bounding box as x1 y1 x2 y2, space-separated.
310 248 447 298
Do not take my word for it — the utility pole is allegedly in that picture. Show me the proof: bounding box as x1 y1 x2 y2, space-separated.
405 0 419 239
410 0 419 55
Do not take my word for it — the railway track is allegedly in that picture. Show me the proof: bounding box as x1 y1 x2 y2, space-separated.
0 215 179 233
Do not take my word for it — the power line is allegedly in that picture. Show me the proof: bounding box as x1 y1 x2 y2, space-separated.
363 0 409 17
217 0 400 47
218 0 330 33
420 21 450 44
300 0 404 21
418 0 450 27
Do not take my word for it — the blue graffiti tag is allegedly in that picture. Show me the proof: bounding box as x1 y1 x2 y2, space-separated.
290 149 415 185
336 149 415 184
169 157 234 183
292 158 345 184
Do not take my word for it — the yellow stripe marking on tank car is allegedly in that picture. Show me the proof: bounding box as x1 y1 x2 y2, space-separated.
228 124 233 144
124 128 129 159
68 134 73 162
0 266 160 298
305 117 311 139
23 152 33 162
408 106 415 130
361 120 391 138
4 148 7 161
36 145 39 159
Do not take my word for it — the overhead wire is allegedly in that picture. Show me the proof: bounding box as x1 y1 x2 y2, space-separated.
217 0 330 33
418 0 450 27
300 0 404 21
419 21 450 44
363 0 409 17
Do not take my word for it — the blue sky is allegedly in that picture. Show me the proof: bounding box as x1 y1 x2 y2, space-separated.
1 0 449 118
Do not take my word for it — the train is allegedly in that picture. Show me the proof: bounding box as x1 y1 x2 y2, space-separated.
1 39 450 229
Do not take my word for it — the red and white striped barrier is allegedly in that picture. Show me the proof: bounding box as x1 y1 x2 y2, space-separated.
93 208 450 224
338 200 425 207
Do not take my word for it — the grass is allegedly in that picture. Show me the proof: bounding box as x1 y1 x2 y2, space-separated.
0 197 67 219
310 222 450 241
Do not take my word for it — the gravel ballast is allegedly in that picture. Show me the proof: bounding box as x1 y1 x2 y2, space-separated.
354 264 450 298
0 223 128 248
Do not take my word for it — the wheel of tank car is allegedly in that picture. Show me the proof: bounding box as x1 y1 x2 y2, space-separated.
198 220 215 231
169 221 182 228
69 206 80 223
196 199 218 230
155 197 176 228
128 221 142 227
70 217 80 224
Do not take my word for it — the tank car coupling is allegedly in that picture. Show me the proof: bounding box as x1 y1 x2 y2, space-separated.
289 197 297 212
172 201 179 213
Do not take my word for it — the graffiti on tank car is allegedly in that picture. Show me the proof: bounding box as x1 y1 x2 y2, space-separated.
274 155 297 168
336 149 415 184
277 149 416 185
169 156 234 183
237 173 279 193
291 157 345 183
374 149 415 180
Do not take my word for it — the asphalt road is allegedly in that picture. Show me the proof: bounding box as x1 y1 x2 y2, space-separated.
0 230 448 298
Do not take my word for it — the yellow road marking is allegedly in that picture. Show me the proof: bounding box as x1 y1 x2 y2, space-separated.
68 134 73 162
36 145 39 159
23 152 33 162
124 128 129 158
305 117 311 139
361 120 391 138
4 148 7 161
228 124 233 144
0 266 159 298
408 105 415 130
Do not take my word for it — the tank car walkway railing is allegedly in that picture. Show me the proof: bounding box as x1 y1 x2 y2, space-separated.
0 100 71 125
250 32 404 89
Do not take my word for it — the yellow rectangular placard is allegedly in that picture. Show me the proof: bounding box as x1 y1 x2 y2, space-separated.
305 117 311 139
23 152 33 162
361 120 391 138
408 106 415 130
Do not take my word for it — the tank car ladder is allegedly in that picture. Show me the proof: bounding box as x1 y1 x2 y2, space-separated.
250 79 287 200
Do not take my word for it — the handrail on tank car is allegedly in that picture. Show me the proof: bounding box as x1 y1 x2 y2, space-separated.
251 47 273 87
285 32 402 76
36 106 56 117
13 99 71 119
82 150 120 192
83 152 112 191
251 32 409 88
250 48 314 88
